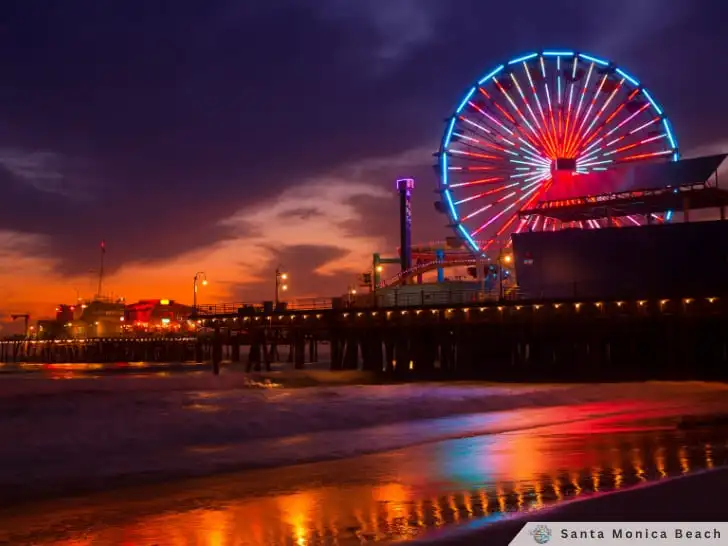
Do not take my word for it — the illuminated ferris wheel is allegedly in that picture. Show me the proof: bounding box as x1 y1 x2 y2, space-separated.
437 50 679 255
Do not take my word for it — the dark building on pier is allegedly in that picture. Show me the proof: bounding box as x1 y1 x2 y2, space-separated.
515 154 728 300
513 220 728 300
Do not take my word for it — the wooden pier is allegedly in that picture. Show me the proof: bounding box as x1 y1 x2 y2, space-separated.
193 293 728 381
3 293 728 381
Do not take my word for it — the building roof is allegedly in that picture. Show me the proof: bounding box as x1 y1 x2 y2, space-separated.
519 186 728 223
540 154 726 202
520 154 728 221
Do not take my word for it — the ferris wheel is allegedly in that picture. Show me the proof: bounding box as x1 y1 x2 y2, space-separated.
437 50 679 255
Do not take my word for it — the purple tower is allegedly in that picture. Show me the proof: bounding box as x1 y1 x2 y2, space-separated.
396 178 415 276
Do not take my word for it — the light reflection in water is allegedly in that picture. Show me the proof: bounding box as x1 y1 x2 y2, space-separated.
591 466 601 492
655 446 668 478
629 445 644 482
679 446 690 474
2 427 726 546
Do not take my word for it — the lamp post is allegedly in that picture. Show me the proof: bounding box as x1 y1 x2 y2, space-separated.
275 267 289 307
193 271 208 312
498 249 513 302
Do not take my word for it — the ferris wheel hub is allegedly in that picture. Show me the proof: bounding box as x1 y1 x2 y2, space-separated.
554 158 577 172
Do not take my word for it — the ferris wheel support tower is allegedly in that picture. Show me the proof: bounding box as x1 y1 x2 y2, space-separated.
396 178 415 279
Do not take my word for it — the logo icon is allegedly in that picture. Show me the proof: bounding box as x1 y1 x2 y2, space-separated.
530 524 552 544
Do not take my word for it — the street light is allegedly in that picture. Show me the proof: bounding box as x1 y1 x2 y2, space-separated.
497 248 513 302
347 286 357 306
275 266 289 307
193 271 207 311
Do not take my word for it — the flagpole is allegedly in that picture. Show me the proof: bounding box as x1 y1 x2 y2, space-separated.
97 240 105 299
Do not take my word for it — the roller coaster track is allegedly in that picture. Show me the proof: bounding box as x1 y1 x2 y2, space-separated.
384 258 479 287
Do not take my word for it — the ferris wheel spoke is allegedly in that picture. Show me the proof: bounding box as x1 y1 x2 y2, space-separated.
454 182 521 205
579 109 667 167
515 147 551 168
566 73 608 157
492 77 547 153
564 62 595 157
555 56 564 141
464 99 523 146
540 62 561 154
462 189 520 224
449 177 505 189
490 185 549 241
511 69 559 158
572 79 625 155
579 88 642 154
469 176 548 237
469 96 516 133
447 149 514 172
494 211 522 237
577 103 652 165
615 149 673 163
476 88 525 138
456 117 517 153
524 61 549 132
561 56 580 156
453 129 527 162
603 132 667 159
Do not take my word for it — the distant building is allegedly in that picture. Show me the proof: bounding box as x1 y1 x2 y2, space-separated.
34 298 193 339
36 319 66 339
79 299 125 337
47 298 125 338
123 299 194 333
55 304 77 323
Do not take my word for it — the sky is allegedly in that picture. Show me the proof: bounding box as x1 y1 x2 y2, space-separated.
1 0 728 331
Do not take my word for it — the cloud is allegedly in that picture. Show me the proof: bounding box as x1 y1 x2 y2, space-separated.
684 141 728 177
587 0 690 59
308 0 442 69
0 148 93 199
0 231 67 326
0 146 427 331
232 244 350 301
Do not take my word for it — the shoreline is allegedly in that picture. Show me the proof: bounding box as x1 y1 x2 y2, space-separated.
0 400 669 509
0 380 726 513
413 467 728 545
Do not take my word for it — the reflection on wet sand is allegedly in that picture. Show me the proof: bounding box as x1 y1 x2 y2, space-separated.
3 426 726 545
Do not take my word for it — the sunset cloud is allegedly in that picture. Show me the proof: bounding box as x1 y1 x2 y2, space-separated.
0 146 432 329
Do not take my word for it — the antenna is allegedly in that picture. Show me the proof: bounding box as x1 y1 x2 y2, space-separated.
97 240 105 299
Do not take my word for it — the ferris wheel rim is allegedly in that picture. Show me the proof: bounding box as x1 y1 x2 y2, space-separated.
437 49 680 256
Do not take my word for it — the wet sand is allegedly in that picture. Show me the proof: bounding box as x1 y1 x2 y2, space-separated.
417 467 728 545
0 408 726 545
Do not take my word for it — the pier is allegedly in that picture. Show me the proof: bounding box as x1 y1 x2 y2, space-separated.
194 292 728 381
5 291 727 382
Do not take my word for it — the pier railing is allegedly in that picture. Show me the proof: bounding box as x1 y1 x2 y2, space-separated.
193 302 258 316
190 280 727 318
287 298 333 310
193 297 333 316
371 287 509 308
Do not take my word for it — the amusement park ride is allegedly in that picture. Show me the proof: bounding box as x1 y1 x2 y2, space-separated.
370 49 728 296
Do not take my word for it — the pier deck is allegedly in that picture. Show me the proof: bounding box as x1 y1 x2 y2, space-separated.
5 292 725 382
